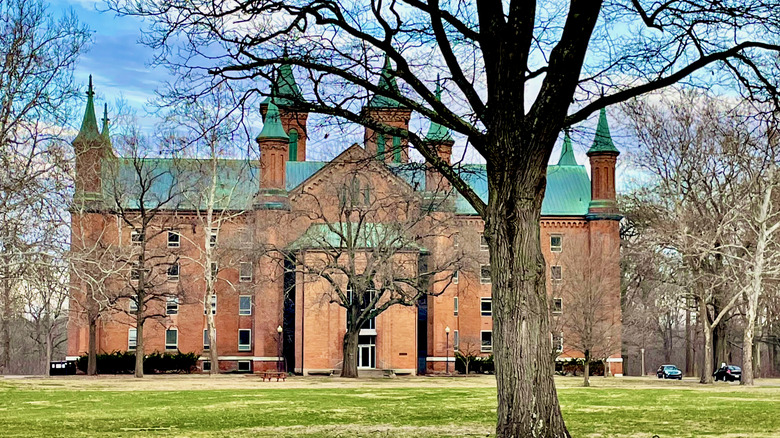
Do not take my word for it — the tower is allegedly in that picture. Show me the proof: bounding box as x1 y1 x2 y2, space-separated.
260 58 308 161
255 101 290 209
363 56 412 163
586 108 620 217
425 77 454 193
73 76 111 202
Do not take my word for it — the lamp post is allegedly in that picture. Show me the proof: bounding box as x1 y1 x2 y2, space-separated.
445 326 451 375
640 348 645 377
277 325 283 372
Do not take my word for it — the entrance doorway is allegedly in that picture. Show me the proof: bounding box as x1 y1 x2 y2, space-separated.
358 335 376 369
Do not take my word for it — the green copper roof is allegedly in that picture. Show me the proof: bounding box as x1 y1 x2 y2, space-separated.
262 62 304 107
257 101 289 140
101 103 111 142
425 78 453 142
587 108 620 155
368 56 403 108
557 129 577 165
74 75 100 143
287 222 426 251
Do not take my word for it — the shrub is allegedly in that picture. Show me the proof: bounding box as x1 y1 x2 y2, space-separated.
77 351 198 374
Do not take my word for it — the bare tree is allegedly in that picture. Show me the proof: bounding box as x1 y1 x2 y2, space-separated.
455 336 482 375
108 0 780 434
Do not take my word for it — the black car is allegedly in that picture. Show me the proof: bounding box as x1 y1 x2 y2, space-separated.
656 364 683 380
713 365 742 382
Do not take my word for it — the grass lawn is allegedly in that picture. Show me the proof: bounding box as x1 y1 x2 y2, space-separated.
1 375 779 437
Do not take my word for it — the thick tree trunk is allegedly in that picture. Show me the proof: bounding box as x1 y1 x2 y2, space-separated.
206 300 219 375
487 168 570 438
87 317 97 376
685 305 692 376
700 298 714 384
341 328 359 378
44 329 53 376
134 318 144 378
583 350 590 387
1 279 10 373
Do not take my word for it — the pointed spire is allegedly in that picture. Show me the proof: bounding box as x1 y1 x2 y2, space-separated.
368 55 403 108
587 108 620 155
262 55 304 107
75 75 100 142
557 127 578 165
101 103 110 140
426 76 453 142
257 101 289 140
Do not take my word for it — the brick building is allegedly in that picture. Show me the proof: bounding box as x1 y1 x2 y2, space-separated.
67 65 623 376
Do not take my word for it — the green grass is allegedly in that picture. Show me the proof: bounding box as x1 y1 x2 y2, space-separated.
0 376 779 437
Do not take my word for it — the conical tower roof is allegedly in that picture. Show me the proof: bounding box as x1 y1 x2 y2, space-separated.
587 108 620 155
425 77 453 142
557 128 578 165
74 75 100 143
257 101 289 140
368 56 403 108
101 103 110 141
262 55 304 108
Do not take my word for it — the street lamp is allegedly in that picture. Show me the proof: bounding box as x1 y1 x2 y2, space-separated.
640 348 646 377
277 325 283 372
445 326 451 375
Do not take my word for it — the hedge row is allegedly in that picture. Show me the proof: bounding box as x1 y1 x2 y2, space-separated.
76 351 199 374
454 353 495 374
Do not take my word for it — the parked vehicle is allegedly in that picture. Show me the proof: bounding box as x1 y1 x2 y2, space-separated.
656 364 683 380
713 365 742 382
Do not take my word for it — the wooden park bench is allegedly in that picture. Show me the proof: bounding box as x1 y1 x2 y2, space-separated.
260 371 287 382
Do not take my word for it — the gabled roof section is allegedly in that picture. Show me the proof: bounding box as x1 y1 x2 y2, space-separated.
453 164 591 216
368 56 403 109
287 222 426 251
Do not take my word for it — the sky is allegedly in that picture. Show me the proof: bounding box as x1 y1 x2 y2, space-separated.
54 0 626 183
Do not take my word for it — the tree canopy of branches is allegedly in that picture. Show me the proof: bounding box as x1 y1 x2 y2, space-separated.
107 1 780 435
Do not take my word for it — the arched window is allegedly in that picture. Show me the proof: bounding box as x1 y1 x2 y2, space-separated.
376 133 385 158
288 129 298 161
392 136 401 163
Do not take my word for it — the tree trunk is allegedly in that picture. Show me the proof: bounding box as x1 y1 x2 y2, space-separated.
685 304 692 376
700 298 714 384
206 298 219 375
742 309 757 386
1 278 11 373
87 317 97 376
487 167 570 438
134 318 144 378
583 351 590 387
44 329 53 377
341 328 359 378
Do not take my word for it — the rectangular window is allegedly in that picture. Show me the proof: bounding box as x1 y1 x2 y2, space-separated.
131 230 143 245
129 298 138 313
452 270 459 285
237 360 251 372
210 262 218 280
238 329 252 351
453 296 459 316
239 295 252 316
392 136 402 162
239 262 253 282
480 233 488 251
203 329 214 350
165 328 178 350
551 265 562 281
453 330 459 352
552 333 564 353
208 228 218 247
167 230 180 248
128 328 137 350
480 265 491 284
167 263 180 281
204 295 217 315
481 297 492 317
131 263 140 281
481 330 493 352
166 297 179 315
202 360 211 371
550 235 562 252
552 297 563 314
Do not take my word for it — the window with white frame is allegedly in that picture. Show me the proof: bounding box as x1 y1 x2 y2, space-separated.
203 329 214 350
167 263 180 281
237 360 251 372
131 263 140 282
238 329 252 351
167 230 180 248
239 262 253 282
129 298 138 313
453 296 459 316
210 262 218 280
552 332 564 353
480 298 492 317
550 235 562 252
452 270 459 285
165 328 178 350
239 295 252 316
202 360 211 371
481 330 493 352
166 297 179 315
480 233 488 251
128 328 137 350
204 295 217 315
208 227 218 247
552 297 563 314
551 265 562 281
453 330 459 352
131 230 144 245
480 265 491 284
